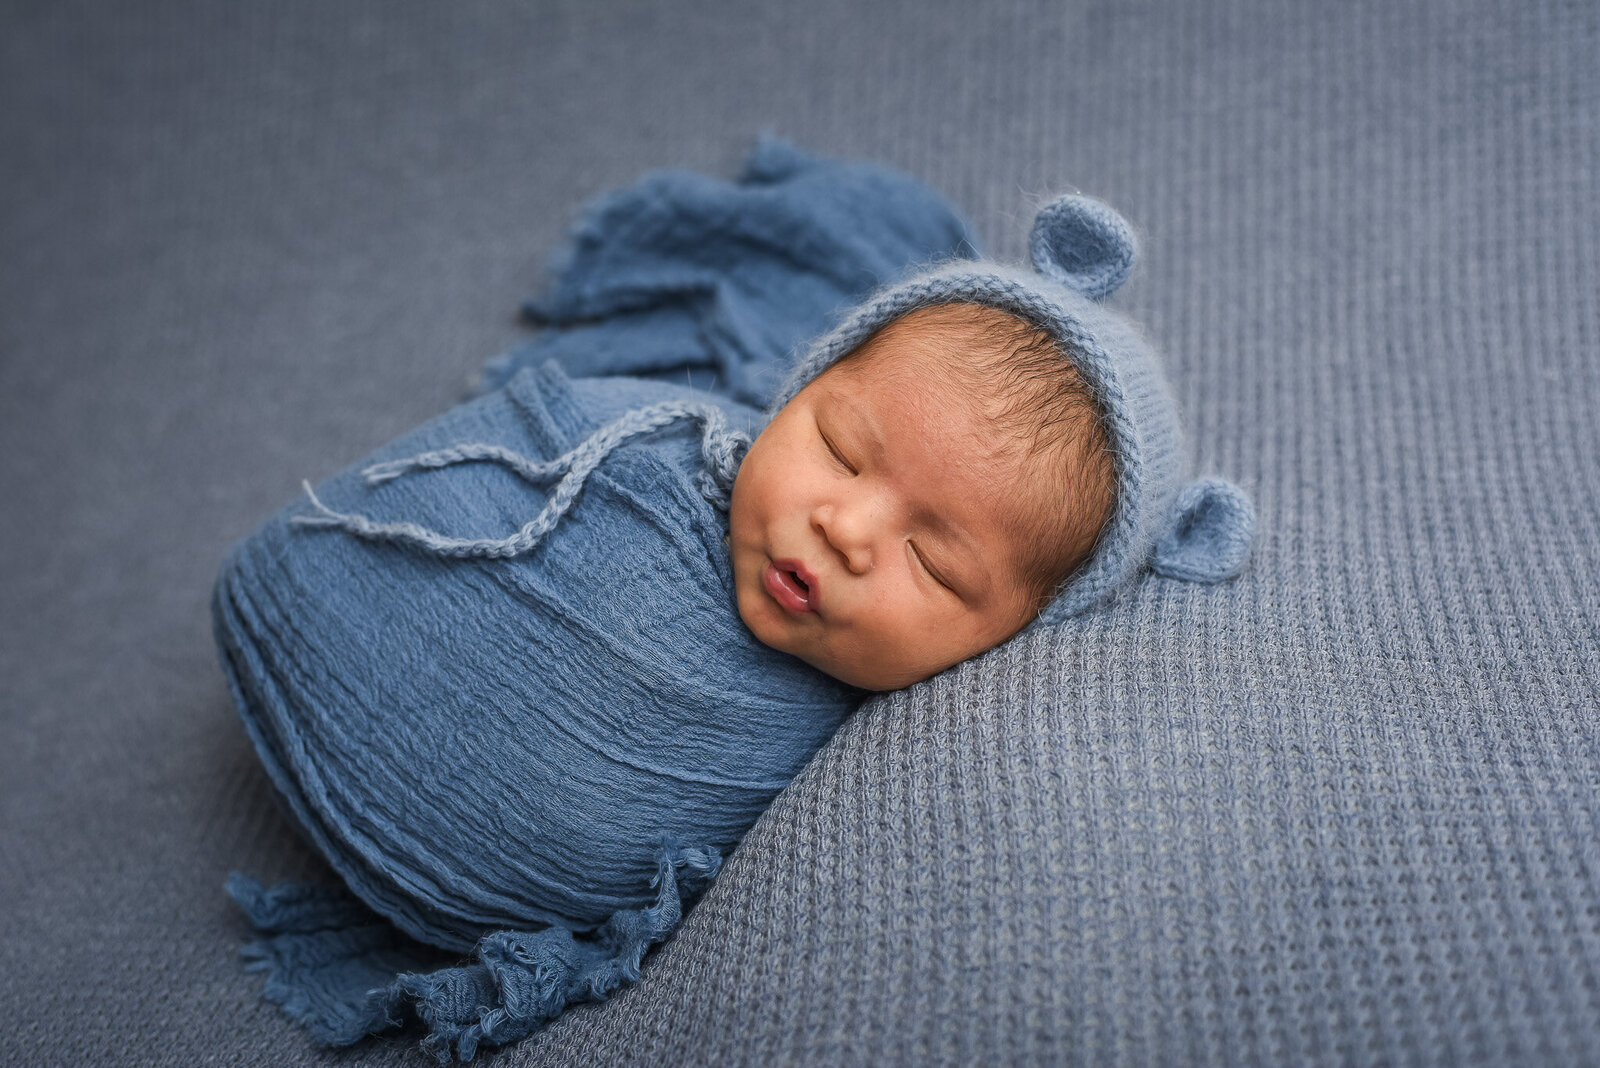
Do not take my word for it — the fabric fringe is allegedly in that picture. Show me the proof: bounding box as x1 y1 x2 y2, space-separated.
227 840 721 1063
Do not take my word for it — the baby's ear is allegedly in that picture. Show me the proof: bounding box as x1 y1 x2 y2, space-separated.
1028 195 1137 300
1150 477 1255 584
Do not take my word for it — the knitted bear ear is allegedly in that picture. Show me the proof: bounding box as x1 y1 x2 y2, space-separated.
740 132 814 184
1150 477 1255 583
1028 195 1137 300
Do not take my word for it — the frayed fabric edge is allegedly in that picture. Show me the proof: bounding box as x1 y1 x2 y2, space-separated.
227 838 722 1063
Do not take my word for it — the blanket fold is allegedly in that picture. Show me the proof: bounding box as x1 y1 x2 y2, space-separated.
478 132 978 407
218 137 976 1060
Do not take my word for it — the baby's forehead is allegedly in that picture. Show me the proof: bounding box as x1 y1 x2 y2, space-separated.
840 302 1060 390
806 296 1105 473
830 360 1058 506
829 337 1072 449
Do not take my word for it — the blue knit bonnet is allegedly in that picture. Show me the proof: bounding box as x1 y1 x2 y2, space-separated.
766 195 1256 623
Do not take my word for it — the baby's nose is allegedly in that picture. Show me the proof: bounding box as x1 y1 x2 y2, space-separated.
813 503 874 574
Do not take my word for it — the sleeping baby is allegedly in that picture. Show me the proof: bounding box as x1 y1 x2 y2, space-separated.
730 300 1115 692
216 185 1253 1061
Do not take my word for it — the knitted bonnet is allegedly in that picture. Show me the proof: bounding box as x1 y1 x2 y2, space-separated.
767 195 1256 622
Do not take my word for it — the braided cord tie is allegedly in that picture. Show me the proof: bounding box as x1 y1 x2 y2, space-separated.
291 400 751 559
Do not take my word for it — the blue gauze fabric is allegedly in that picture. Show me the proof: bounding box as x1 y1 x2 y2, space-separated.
478 133 975 407
214 138 977 1062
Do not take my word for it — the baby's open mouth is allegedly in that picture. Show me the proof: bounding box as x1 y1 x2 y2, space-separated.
763 559 817 614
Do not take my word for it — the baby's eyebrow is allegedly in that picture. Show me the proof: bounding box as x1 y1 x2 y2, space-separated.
916 508 992 601
832 393 885 462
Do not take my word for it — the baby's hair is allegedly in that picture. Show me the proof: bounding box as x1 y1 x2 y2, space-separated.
835 302 1117 617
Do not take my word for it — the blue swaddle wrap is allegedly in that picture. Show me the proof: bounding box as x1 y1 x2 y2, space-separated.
478 133 976 407
216 138 977 1061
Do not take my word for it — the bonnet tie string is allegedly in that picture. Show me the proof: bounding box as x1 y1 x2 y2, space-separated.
291 400 750 559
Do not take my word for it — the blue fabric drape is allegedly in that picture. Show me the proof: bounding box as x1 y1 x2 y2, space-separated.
216 138 977 1061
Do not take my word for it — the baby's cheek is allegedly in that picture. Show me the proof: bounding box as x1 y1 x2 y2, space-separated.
911 611 994 677
732 567 780 649
845 602 922 674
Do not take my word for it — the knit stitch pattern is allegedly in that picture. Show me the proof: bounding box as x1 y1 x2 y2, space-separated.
4 3 1598 1066
512 5 1600 1066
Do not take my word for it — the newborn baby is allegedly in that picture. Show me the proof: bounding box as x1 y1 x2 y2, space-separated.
217 190 1255 1060
731 302 1114 691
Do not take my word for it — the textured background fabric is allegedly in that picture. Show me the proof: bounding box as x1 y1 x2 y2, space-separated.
3 1 1597 1065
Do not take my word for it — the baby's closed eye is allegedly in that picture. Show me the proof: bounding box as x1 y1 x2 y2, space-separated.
910 541 958 593
819 425 855 474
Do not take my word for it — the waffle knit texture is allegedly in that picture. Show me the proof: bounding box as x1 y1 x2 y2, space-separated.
5 4 1599 1067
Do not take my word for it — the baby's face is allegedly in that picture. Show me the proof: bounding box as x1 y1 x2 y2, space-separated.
728 328 1043 691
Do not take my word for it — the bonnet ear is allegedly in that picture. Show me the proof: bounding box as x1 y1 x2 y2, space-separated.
1150 477 1256 584
1029 195 1137 300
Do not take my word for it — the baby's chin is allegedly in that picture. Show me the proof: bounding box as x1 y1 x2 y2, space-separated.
734 582 885 689
808 632 1008 692
784 637 932 692
732 568 827 671
831 660 936 692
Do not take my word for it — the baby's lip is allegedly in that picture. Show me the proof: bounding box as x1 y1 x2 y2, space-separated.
765 558 820 614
